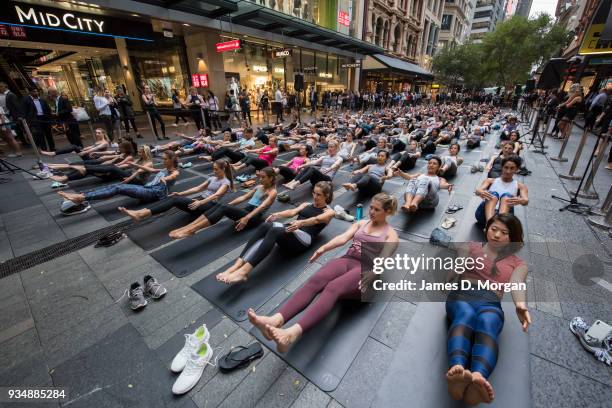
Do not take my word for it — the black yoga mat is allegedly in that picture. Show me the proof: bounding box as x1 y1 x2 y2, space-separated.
191 219 347 321
91 177 205 222
127 191 243 251
251 300 387 392
388 189 453 240
373 302 530 408
282 170 352 206
70 169 194 193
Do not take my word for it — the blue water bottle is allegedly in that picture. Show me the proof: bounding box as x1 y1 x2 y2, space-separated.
355 204 363 221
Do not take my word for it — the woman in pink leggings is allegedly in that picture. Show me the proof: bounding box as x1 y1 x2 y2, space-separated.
249 192 399 352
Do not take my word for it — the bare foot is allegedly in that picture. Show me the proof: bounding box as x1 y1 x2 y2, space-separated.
40 150 56 157
222 265 251 285
118 207 146 222
446 365 472 400
342 183 356 191
268 324 302 353
283 182 296 190
409 203 418 212
464 372 494 406
169 228 194 239
247 309 281 341
50 175 67 183
401 204 411 213
199 155 212 161
58 191 84 204
215 271 231 282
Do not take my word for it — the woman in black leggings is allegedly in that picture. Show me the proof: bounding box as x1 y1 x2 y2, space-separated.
169 167 278 239
142 85 168 140
343 150 392 196
216 181 335 284
120 159 234 222
283 141 343 190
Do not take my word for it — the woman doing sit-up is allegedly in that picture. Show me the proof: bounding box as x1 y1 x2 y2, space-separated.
41 128 110 159
343 150 392 196
275 145 310 182
438 143 464 177
49 142 149 184
231 137 278 172
389 139 421 171
248 192 398 352
216 181 336 285
58 151 179 209
475 155 528 227
445 213 530 406
283 141 343 190
394 156 453 212
119 159 234 222
168 166 277 239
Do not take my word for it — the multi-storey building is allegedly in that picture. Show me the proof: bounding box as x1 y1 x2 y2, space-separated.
505 0 532 19
469 0 506 42
420 0 445 67
438 0 477 49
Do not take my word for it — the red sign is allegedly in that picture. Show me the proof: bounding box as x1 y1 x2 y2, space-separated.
216 39 241 53
191 74 209 88
338 11 350 27
9 25 27 39
0 25 9 37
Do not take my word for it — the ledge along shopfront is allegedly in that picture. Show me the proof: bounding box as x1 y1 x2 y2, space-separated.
0 0 190 112
361 54 434 93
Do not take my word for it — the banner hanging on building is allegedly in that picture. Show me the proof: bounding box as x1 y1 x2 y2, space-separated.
580 0 612 55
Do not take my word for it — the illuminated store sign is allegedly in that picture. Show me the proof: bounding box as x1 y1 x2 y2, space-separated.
191 74 209 87
0 1 154 41
216 39 242 52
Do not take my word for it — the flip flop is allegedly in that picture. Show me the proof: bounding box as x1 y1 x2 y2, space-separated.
51 181 67 189
441 217 457 230
95 232 126 248
242 179 257 188
445 204 463 214
219 343 264 373
277 192 290 203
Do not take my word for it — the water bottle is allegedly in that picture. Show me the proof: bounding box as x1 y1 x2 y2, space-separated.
355 204 363 221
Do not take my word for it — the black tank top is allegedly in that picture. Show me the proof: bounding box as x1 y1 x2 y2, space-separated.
297 204 328 237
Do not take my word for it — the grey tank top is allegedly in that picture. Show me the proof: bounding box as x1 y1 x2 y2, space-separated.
320 154 339 178
368 164 387 181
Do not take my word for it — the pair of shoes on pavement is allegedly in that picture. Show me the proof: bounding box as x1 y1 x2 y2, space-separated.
171 324 214 394
570 317 612 366
126 275 167 310
236 173 255 183
470 164 484 173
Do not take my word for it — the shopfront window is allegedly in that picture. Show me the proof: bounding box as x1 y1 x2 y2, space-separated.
127 35 189 106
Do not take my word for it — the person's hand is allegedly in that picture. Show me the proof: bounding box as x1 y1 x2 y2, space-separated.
235 216 249 231
447 184 454 193
516 304 531 332
478 190 495 200
309 247 325 263
168 192 179 197
285 220 301 232
265 213 278 223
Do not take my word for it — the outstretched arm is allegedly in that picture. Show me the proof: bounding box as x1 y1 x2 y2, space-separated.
510 263 530 332
309 220 362 262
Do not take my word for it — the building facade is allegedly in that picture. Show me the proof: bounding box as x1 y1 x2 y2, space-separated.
469 0 506 42
0 0 382 111
420 0 445 68
438 0 476 49
515 0 533 17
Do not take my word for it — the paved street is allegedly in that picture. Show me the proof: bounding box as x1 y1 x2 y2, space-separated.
0 112 610 408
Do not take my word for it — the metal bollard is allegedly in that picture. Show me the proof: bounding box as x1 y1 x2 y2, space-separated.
550 120 573 162
19 118 42 162
145 110 156 139
587 185 612 231
560 126 590 180
572 131 610 200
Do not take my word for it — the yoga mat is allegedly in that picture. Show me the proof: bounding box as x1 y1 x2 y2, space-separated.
91 177 205 222
127 191 243 251
70 169 194 193
191 219 347 321
388 190 453 240
250 300 387 392
284 171 353 206
373 302 530 408
150 201 292 277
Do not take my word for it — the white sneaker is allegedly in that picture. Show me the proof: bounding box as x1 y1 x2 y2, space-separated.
172 343 213 395
170 325 210 373
334 205 354 222
172 123 178 127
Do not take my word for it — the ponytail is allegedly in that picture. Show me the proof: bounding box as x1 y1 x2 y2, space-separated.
216 159 235 191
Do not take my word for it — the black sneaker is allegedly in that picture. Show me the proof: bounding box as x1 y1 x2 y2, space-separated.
143 275 167 299
61 201 91 216
128 282 147 310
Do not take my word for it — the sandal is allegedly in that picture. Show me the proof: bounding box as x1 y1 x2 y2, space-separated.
445 204 463 214
441 217 457 230
277 192 290 203
242 179 257 188
218 343 264 373
95 232 126 248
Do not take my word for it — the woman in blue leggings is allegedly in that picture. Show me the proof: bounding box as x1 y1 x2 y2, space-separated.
58 151 179 210
445 213 530 406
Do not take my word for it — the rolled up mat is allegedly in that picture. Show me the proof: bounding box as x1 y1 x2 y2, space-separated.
372 302 530 408
191 219 347 321
250 299 387 392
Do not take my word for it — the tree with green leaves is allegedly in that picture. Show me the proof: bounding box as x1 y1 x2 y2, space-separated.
431 13 570 89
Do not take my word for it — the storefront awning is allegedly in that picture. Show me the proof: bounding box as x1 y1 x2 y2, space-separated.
138 0 385 55
363 54 434 80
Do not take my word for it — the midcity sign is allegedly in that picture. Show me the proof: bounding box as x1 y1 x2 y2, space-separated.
14 5 105 33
